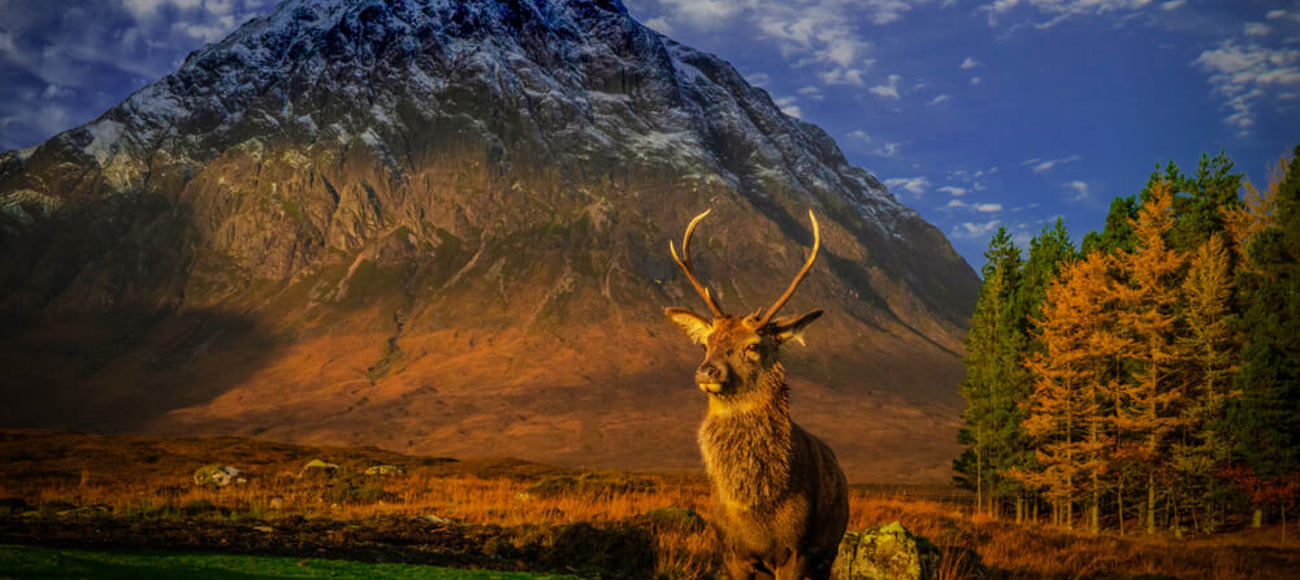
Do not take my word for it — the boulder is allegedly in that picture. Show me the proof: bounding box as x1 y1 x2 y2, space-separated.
364 464 405 477
192 465 245 488
832 521 941 580
636 507 706 533
299 459 340 479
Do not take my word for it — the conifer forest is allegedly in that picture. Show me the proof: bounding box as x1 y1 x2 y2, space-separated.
955 146 1300 537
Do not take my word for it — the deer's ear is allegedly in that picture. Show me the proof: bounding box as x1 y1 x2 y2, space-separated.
766 309 823 346
666 307 712 345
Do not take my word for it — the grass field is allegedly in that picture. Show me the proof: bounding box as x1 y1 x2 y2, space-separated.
0 544 578 579
1 430 1298 578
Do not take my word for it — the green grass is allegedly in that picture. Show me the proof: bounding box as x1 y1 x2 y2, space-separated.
0 544 580 580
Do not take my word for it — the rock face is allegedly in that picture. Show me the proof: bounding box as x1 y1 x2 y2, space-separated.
833 521 940 580
0 0 978 483
193 465 246 488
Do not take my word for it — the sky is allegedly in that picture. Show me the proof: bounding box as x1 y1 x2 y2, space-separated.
0 0 1297 270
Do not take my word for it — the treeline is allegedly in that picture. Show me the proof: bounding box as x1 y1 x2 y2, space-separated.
954 147 1300 536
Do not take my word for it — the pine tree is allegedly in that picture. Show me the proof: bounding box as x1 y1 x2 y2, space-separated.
1164 151 1245 252
1081 196 1139 256
1226 146 1300 528
957 227 1024 515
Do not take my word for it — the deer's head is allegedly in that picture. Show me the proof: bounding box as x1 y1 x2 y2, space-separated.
665 209 823 397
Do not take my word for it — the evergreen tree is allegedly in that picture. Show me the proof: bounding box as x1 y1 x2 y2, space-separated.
1226 146 1300 527
956 227 1024 514
1081 196 1139 256
1164 151 1245 252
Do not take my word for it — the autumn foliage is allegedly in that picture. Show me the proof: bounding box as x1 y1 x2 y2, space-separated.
957 147 1300 539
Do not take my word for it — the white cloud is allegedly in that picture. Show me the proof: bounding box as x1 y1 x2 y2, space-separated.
1024 154 1081 173
945 199 968 209
0 31 16 60
0 0 275 150
927 94 951 106
952 220 1003 239
644 16 674 34
648 0 911 89
654 0 743 29
746 72 772 87
874 141 902 157
1194 40 1300 135
818 67 868 86
939 185 968 196
1267 10 1300 23
970 76 983 85
884 175 930 195
960 56 980 70
1160 0 1185 11
42 84 74 99
982 0 1161 27
773 95 803 118
974 202 1003 212
1244 23 1272 38
846 129 871 141
1065 180 1090 201
869 74 902 99
123 0 203 21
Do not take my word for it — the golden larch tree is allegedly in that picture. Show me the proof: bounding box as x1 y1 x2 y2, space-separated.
1114 181 1189 535
1018 251 1118 531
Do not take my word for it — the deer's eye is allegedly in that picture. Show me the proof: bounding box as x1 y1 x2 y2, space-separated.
744 343 760 356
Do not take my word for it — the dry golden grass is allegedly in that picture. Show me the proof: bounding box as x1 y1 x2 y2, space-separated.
1 430 1298 579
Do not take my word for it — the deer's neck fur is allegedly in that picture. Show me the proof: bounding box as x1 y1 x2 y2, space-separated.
698 362 793 511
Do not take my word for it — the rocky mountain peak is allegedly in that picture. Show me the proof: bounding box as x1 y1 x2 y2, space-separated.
0 0 978 483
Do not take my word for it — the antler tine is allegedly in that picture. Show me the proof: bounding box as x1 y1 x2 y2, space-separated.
669 209 725 317
757 209 820 327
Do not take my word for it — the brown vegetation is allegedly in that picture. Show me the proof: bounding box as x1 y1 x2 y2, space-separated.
1 431 1298 578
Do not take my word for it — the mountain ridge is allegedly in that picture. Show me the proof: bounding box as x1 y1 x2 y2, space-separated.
0 0 978 483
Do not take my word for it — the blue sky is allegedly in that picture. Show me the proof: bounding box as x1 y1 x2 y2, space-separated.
1 0 1297 269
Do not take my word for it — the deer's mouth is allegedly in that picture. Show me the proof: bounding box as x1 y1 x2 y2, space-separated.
698 382 725 394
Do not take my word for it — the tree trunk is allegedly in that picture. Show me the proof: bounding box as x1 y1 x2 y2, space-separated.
1016 494 1024 524
1118 475 1125 536
976 442 983 517
1253 508 1263 528
1147 472 1156 535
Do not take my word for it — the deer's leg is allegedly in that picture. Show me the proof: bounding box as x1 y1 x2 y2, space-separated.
722 552 769 580
801 554 833 580
770 547 810 580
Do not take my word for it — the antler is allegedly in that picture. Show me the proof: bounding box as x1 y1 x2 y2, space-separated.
756 210 820 327
670 209 725 317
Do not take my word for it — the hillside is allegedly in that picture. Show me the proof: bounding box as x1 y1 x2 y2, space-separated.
0 0 979 483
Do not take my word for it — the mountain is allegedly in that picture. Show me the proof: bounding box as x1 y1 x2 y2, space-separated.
0 0 979 483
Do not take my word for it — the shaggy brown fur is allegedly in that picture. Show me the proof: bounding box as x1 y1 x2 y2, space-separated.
667 311 849 580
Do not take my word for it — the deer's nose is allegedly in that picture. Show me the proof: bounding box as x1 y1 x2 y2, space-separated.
695 363 727 392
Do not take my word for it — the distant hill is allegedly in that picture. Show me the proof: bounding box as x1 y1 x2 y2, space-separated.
0 0 978 483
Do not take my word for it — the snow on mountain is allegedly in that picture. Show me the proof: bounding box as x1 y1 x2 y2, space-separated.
0 0 978 483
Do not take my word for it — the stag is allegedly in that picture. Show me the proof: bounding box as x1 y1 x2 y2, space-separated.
665 209 848 580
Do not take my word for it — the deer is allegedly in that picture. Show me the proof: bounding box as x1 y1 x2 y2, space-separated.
664 209 848 580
